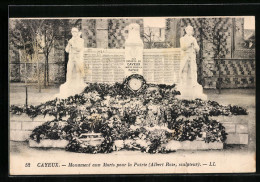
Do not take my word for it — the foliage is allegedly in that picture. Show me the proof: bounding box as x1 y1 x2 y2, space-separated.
9 19 80 87
229 105 248 115
10 82 248 154
10 83 247 121
30 120 69 143
9 19 34 57
167 116 227 143
40 19 65 86
30 115 227 153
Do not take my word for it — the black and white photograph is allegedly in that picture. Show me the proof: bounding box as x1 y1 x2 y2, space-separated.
9 16 256 174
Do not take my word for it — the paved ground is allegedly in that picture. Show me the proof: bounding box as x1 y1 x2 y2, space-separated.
9 83 255 107
9 83 256 152
9 83 60 106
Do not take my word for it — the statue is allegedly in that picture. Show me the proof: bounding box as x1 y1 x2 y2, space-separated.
126 23 143 44
57 27 86 98
124 23 144 76
177 25 207 100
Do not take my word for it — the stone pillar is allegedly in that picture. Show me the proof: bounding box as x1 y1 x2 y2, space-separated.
165 19 181 48
81 19 97 48
234 18 245 50
124 23 144 77
96 19 108 48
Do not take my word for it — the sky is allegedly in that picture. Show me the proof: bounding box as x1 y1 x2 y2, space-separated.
143 17 166 28
244 16 255 29
143 16 255 30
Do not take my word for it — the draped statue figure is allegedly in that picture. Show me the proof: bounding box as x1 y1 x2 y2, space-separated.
177 25 207 100
57 27 86 98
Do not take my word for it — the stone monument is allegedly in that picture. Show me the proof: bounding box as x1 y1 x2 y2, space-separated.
124 23 144 77
177 25 207 100
57 27 86 98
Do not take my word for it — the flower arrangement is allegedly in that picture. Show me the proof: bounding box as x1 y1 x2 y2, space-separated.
10 82 248 154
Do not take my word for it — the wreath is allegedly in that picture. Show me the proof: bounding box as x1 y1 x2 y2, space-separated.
122 74 147 94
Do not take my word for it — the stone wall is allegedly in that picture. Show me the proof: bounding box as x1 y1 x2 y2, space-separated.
84 49 125 83
10 47 255 89
83 48 181 85
10 114 55 141
143 49 181 84
211 116 249 145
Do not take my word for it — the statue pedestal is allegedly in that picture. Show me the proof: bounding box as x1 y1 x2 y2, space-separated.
56 79 86 99
176 84 207 100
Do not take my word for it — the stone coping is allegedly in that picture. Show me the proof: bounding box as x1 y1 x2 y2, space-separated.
210 116 249 124
82 48 181 54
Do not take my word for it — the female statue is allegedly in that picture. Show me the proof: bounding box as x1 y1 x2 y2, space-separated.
57 27 86 98
177 25 207 100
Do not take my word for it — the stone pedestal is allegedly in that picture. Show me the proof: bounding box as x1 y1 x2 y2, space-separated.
124 23 144 77
177 84 207 100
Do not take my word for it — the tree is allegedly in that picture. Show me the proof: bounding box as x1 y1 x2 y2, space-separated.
10 19 46 92
40 19 65 87
9 20 34 58
143 27 167 49
27 19 45 92
143 27 155 49
10 19 69 89
10 18 82 90
9 19 34 106
40 19 82 87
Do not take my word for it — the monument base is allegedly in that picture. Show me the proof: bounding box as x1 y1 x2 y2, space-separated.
176 84 207 100
56 80 86 99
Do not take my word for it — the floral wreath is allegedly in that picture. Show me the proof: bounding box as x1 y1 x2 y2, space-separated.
122 74 147 94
